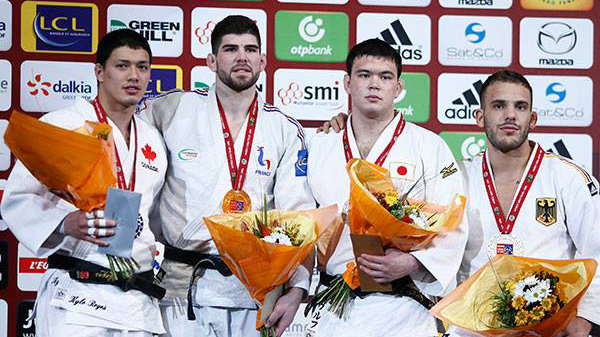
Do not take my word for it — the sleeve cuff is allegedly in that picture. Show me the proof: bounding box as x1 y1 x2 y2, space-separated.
287 265 310 293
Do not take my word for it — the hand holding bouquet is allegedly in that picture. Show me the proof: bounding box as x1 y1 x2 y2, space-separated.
430 255 597 337
204 204 338 336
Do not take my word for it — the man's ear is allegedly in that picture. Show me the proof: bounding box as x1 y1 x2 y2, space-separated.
207 53 217 72
475 109 485 128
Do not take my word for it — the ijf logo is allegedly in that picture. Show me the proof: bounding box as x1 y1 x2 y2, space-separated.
144 65 182 100
275 11 348 62
0 1 12 51
527 75 592 127
107 5 183 57
191 8 267 59
20 60 96 113
356 13 431 65
273 68 348 121
141 144 159 173
21 1 98 54
439 16 511 67
437 73 488 125
255 146 272 177
0 60 11 111
519 18 593 69
17 243 47 291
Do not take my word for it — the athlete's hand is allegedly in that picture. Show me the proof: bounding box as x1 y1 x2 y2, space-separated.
555 317 592 337
357 248 420 284
266 287 305 336
63 210 116 246
316 112 348 133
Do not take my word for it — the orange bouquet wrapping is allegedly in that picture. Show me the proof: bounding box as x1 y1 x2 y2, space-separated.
430 255 597 337
4 111 116 212
204 204 338 334
347 158 466 251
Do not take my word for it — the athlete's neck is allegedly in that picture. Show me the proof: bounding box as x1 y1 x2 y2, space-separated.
97 92 134 145
488 140 534 182
351 108 396 159
216 84 257 121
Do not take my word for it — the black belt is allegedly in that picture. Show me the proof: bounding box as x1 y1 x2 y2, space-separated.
163 244 232 277
48 254 165 300
319 272 434 309
162 244 233 321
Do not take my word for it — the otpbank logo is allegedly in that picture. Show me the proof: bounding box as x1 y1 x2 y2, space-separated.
144 65 183 100
275 11 348 62
396 73 430 123
21 1 98 54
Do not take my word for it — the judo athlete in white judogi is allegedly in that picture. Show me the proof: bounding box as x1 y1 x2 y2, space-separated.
138 16 314 337
450 70 600 337
307 39 468 336
1 30 167 336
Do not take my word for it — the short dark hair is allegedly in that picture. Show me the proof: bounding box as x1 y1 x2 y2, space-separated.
211 15 261 54
346 39 402 79
96 29 152 67
480 70 533 107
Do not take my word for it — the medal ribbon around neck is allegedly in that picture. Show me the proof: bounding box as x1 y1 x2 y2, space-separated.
342 112 406 165
482 145 544 234
92 97 137 191
217 93 259 191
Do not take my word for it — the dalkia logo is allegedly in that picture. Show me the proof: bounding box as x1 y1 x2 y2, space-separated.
444 80 482 120
141 144 159 172
380 20 422 61
275 11 348 62
255 146 271 176
21 2 98 54
110 19 180 42
27 73 91 97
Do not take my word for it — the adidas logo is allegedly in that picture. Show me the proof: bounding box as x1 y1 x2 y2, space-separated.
444 80 483 120
545 139 572 159
379 19 422 61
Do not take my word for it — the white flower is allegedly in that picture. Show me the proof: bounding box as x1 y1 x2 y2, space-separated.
532 279 552 299
524 286 545 305
523 276 539 286
261 232 292 246
408 210 428 229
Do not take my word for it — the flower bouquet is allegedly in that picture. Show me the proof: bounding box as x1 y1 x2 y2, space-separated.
204 204 338 337
430 255 597 337
4 111 116 212
307 158 466 319
4 111 141 279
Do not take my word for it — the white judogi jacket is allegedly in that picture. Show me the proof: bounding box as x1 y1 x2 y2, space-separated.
458 143 600 327
1 98 167 333
139 87 315 308
307 113 468 336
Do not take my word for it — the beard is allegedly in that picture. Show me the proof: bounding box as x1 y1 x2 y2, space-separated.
485 119 530 153
217 67 260 92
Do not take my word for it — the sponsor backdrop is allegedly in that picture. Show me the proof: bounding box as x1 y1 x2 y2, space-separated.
0 0 598 335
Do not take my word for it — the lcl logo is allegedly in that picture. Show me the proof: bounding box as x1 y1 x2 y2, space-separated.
537 22 576 55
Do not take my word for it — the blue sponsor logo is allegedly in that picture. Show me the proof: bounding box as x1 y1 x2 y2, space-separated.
145 67 179 99
465 22 485 44
34 5 93 52
545 82 566 103
295 149 308 177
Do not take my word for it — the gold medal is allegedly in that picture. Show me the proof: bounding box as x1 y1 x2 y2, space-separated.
222 189 252 213
487 233 524 256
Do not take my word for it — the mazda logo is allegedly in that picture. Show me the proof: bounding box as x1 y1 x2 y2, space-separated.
537 22 576 55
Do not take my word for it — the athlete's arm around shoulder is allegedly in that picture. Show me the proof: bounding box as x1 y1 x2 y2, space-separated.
137 89 204 132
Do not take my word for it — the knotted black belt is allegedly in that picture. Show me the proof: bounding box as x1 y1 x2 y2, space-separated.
48 254 166 300
318 272 434 309
162 244 233 320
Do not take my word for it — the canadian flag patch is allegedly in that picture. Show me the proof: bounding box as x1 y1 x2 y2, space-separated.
389 162 416 181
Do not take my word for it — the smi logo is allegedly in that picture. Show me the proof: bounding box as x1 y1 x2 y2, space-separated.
465 22 485 43
379 20 422 60
27 74 51 96
277 81 340 106
545 82 566 103
194 21 216 45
